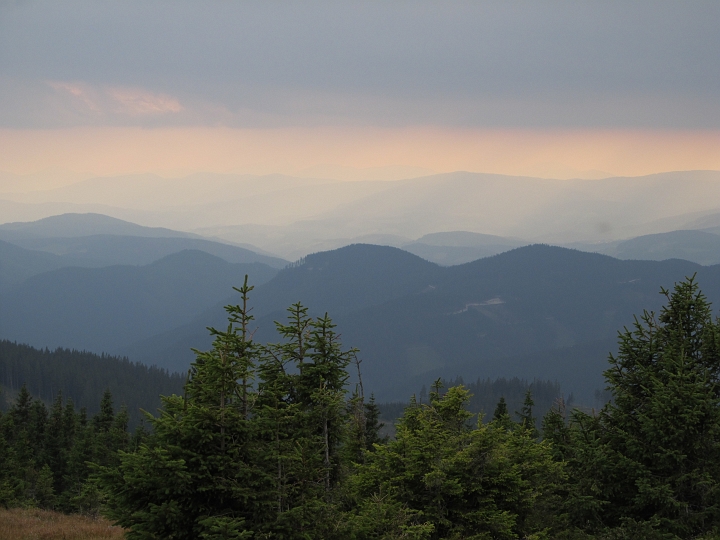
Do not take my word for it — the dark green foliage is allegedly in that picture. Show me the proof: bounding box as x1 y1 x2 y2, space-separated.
0 385 130 512
493 396 508 420
98 279 569 539
13 272 720 537
517 390 539 438
0 340 184 427
99 278 359 538
347 383 563 539
544 276 720 538
379 377 562 427
363 395 386 450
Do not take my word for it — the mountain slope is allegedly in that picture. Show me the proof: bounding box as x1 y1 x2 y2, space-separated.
399 231 528 266
338 246 711 399
9 234 287 268
5 242 717 403
0 213 287 268
0 340 184 427
122 245 718 402
569 229 720 266
251 244 442 318
0 239 96 292
0 212 190 239
0 250 277 353
613 230 720 265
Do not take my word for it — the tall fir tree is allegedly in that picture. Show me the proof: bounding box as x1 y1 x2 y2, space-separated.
566 276 720 537
99 276 266 539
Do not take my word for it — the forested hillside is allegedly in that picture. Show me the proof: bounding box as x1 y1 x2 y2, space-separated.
3 272 720 537
0 250 278 353
6 239 720 406
0 341 184 426
73 277 720 537
380 377 564 428
126 244 720 403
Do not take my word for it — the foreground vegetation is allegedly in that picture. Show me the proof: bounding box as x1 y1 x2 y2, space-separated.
3 275 720 538
0 507 124 540
0 341 184 427
0 384 143 512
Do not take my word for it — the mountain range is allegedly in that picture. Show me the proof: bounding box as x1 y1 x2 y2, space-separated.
5 170 720 260
4 212 720 405
125 244 716 403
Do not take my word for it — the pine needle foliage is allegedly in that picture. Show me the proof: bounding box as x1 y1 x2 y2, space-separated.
546 276 720 538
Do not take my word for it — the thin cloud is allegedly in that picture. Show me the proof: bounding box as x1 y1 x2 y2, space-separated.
105 87 183 116
47 81 102 113
47 81 183 118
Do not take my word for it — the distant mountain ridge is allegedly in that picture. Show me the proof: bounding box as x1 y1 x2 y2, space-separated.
117 244 720 403
570 229 720 267
0 249 279 353
0 213 287 270
0 212 191 239
5 171 720 258
6 212 720 404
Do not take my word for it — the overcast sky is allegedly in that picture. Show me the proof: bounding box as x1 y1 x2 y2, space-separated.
2 0 719 130
1 1 719 181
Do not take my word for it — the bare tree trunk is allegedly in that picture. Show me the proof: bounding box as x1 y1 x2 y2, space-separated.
220 352 225 453
324 414 330 492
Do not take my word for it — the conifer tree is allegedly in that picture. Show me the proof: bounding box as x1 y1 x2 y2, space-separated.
493 396 508 420
348 382 561 539
99 276 272 539
492 395 514 431
254 305 356 537
43 393 67 494
516 389 538 438
363 394 386 450
569 276 720 537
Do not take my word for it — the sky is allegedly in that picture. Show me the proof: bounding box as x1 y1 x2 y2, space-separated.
1 1 719 183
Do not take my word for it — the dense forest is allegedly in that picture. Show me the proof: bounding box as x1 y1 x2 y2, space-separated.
0 386 143 512
0 341 184 426
379 376 563 431
2 275 720 538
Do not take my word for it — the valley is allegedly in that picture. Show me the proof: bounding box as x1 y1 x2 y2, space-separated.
4 210 720 406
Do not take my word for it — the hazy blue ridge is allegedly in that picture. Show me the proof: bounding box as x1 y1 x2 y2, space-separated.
0 249 278 354
0 212 192 239
6 234 287 268
114 244 719 404
5 238 719 404
0 213 288 268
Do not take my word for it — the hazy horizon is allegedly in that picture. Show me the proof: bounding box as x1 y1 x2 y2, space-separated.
2 2 720 257
3 169 720 261
2 2 720 184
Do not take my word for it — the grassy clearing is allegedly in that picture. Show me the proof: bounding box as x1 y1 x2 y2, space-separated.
0 508 125 540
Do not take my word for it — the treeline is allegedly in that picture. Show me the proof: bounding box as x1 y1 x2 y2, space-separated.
380 376 563 426
88 276 720 539
5 275 720 539
0 341 185 426
0 386 143 511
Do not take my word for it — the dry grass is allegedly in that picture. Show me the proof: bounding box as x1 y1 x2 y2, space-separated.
0 508 125 540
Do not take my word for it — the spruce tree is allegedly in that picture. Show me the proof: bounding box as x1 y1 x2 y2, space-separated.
493 396 508 420
348 383 561 539
516 390 538 438
43 393 67 494
255 306 356 537
99 277 271 539
571 276 720 537
363 394 386 450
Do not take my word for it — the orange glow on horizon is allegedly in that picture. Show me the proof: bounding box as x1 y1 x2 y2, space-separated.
1 126 719 184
